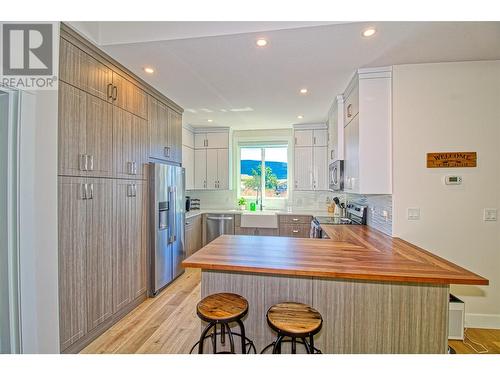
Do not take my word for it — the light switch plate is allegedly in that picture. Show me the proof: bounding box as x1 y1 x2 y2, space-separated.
484 208 498 221
407 208 420 220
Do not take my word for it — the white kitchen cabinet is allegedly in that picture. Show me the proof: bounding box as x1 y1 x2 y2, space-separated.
293 125 329 191
206 149 218 189
342 67 392 194
294 128 327 147
182 126 195 190
294 147 313 190
217 149 229 189
344 116 359 192
294 130 313 147
327 95 344 162
182 145 194 190
194 131 228 149
194 149 207 189
182 126 194 148
193 148 229 190
312 129 328 147
313 146 328 190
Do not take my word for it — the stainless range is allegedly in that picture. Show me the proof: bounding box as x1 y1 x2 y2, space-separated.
311 202 368 238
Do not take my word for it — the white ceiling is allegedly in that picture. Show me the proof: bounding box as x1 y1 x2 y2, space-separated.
70 21 500 130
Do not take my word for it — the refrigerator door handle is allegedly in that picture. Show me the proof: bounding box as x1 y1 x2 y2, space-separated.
168 187 177 243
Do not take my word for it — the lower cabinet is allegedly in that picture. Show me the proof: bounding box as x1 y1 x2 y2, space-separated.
58 176 147 353
278 215 313 238
185 214 203 257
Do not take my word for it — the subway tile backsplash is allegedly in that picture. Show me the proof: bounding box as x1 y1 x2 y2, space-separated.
346 194 393 236
186 189 393 236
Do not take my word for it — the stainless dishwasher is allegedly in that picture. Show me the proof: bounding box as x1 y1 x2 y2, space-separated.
205 214 234 244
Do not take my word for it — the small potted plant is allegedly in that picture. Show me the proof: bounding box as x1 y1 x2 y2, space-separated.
238 197 247 211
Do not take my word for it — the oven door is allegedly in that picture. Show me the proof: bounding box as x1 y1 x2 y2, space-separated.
329 160 344 191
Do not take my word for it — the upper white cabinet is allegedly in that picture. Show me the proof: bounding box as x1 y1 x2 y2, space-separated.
294 128 328 147
182 126 195 190
293 125 329 191
343 67 392 194
327 95 344 162
191 128 230 190
194 131 229 149
194 148 228 190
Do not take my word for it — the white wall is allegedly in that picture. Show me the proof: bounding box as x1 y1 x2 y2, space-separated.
392 61 500 328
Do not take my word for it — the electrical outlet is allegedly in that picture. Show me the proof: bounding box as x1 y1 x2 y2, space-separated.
382 210 389 222
407 208 420 220
484 208 498 221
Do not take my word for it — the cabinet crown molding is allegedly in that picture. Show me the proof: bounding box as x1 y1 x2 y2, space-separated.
293 123 327 130
191 126 230 133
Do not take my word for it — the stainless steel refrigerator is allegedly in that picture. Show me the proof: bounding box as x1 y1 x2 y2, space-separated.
150 163 185 295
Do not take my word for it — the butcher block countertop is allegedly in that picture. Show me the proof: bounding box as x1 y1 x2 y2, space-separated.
182 225 488 285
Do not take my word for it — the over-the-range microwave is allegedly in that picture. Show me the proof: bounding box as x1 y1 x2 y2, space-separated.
329 160 344 191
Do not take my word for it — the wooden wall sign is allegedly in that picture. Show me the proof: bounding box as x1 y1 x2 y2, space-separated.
426 152 477 168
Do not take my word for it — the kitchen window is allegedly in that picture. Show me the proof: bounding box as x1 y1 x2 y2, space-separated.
239 145 288 200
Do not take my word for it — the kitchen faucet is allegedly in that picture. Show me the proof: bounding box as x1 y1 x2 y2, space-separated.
256 186 263 211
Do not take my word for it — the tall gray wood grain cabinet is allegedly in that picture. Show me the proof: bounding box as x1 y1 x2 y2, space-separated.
57 23 183 353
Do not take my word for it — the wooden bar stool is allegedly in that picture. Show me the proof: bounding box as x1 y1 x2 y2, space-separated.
261 302 323 354
190 293 256 354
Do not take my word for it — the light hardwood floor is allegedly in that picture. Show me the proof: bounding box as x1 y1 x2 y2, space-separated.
81 268 499 354
81 268 201 354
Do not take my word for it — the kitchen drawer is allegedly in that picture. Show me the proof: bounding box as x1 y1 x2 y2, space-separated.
344 82 359 126
278 215 313 225
279 224 311 238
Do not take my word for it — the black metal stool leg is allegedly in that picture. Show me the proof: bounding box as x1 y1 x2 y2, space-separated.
220 323 226 345
273 334 284 354
212 324 217 354
224 323 235 353
198 321 215 354
301 338 311 354
309 334 314 354
236 319 247 354
291 337 297 354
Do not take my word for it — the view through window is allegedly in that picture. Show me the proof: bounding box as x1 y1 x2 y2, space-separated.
240 146 288 199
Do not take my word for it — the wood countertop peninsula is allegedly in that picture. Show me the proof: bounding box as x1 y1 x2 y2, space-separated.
182 225 488 285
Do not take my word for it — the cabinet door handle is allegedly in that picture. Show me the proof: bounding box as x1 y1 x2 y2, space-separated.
88 155 94 171
292 230 299 233
331 150 334 160
127 184 133 197
313 136 316 145
107 83 113 99
127 161 133 175
81 184 88 200
133 184 137 197
112 86 118 101
89 183 94 200
347 104 353 118
292 218 299 222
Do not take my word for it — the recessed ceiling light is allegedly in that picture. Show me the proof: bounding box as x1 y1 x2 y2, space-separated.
256 38 268 47
297 115 304 119
362 27 376 38
207 119 213 123
143 67 154 74
300 88 308 94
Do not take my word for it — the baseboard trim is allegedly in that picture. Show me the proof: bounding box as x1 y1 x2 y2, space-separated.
465 313 500 329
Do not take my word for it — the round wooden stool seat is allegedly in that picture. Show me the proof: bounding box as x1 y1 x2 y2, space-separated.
197 293 249 323
267 302 323 337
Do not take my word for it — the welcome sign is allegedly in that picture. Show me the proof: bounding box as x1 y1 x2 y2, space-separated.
426 152 477 168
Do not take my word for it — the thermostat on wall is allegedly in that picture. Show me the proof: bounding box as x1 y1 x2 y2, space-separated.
444 175 462 185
